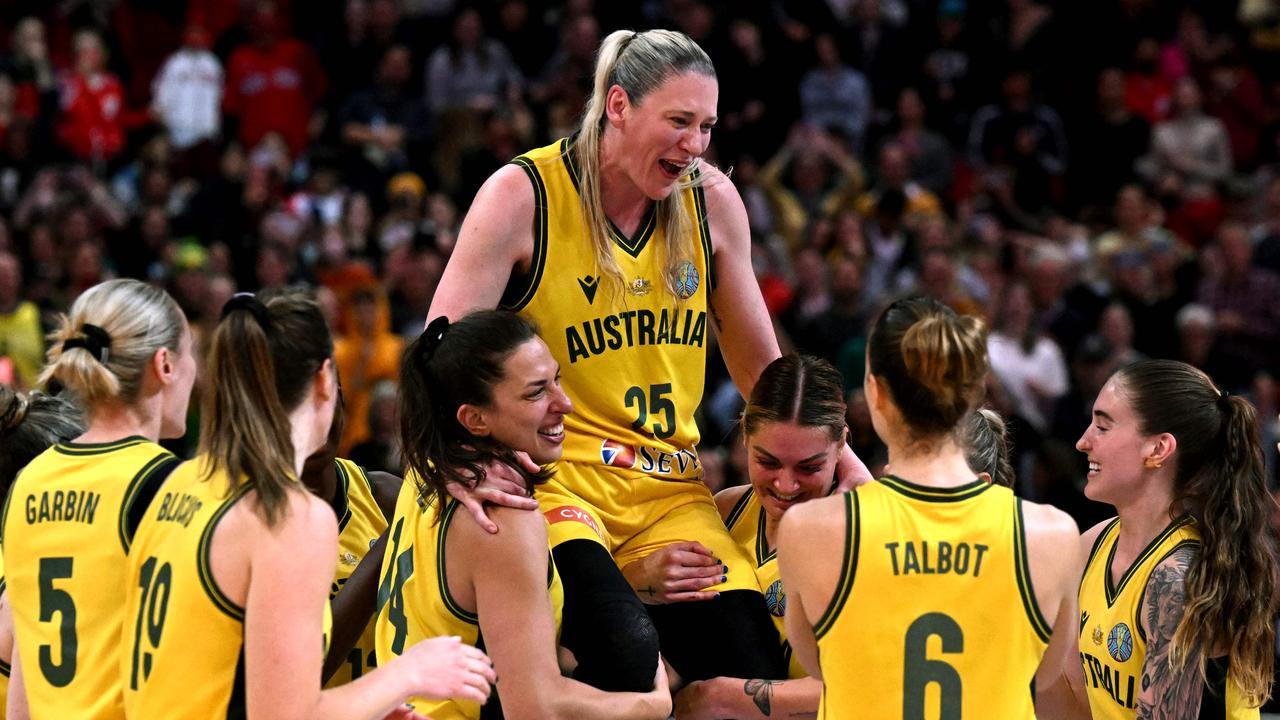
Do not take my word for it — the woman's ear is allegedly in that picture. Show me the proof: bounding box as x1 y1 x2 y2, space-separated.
457 404 489 437
316 358 337 403
151 346 175 386
605 85 630 127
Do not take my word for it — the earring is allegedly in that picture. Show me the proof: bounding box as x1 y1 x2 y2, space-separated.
1144 457 1163 469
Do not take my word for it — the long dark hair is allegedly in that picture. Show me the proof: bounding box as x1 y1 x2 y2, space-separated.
1114 359 1276 703
201 292 333 526
399 311 542 508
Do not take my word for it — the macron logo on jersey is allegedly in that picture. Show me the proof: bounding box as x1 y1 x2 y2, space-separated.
578 275 599 304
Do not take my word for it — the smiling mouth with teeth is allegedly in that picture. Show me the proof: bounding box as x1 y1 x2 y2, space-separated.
659 159 686 175
770 490 801 501
539 423 564 437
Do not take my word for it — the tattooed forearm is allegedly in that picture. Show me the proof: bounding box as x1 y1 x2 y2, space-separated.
744 679 774 715
1135 545 1202 720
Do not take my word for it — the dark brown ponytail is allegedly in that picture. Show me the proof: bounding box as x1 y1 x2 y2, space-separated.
200 293 333 526
1115 360 1276 704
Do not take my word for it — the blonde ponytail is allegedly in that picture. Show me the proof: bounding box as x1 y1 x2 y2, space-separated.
39 280 186 408
571 29 715 301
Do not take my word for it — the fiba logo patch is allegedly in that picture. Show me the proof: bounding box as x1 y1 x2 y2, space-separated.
600 439 637 469
672 261 700 299
1107 623 1134 662
764 580 787 617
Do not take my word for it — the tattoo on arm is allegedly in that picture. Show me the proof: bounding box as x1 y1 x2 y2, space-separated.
1135 545 1202 720
744 679 774 715
638 586 657 597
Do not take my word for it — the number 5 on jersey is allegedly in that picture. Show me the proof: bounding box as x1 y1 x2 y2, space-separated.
38 557 77 687
625 383 676 440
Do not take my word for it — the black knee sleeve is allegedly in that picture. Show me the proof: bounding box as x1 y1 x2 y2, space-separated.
553 540 661 692
647 589 787 682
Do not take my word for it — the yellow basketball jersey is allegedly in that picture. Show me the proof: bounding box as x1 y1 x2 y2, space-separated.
725 489 806 679
375 482 564 719
0 436 178 720
813 478 1050 719
1077 517 1255 719
501 139 712 483
326 458 391 687
1 545 9 719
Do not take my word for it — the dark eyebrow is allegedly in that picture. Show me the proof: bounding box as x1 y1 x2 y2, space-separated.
751 447 827 465
525 378 548 391
1092 409 1115 423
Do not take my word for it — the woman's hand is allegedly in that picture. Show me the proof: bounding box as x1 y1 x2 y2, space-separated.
834 444 874 492
445 452 541 533
400 636 496 704
620 541 726 604
643 656 674 718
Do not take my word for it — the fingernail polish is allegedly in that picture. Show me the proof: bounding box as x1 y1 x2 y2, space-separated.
722 564 729 573
720 575 727 583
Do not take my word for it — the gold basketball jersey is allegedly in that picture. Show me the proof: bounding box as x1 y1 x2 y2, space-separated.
326 458 391 687
724 489 806 679
1 545 9 718
0 436 178 720
375 482 563 719
1078 517 1254 719
501 139 713 483
813 478 1050 719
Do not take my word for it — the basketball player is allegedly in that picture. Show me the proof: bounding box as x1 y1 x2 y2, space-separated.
635 354 835 718
430 27 872 690
1 280 196 719
121 293 494 719
778 296 1082 718
0 386 85 716
659 362 1026 718
376 311 671 719
1073 360 1276 718
297 388 401 686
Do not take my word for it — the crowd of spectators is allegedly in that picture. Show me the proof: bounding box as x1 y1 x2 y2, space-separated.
1 0 1279 528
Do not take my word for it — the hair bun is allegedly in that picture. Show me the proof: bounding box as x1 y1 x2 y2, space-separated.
0 386 30 435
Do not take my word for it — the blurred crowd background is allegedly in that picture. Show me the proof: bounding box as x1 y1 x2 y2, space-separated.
1 0 1279 529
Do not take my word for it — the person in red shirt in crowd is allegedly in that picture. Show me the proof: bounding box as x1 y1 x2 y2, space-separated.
224 1 327 158
56 29 125 165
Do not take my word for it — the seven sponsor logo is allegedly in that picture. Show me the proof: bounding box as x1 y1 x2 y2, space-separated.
601 439 636 469
600 438 700 476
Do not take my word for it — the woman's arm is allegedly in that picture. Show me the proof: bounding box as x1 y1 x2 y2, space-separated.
676 676 821 720
1134 545 1203 719
464 506 671 720
3 594 29 720
243 491 494 720
703 169 780 397
428 163 534 323
1034 512 1105 712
